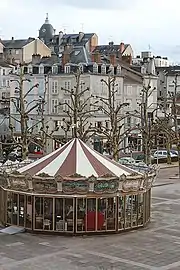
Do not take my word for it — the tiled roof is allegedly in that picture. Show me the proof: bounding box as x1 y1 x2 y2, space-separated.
2 38 35 49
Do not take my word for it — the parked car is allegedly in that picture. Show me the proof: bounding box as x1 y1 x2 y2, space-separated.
8 148 22 161
153 150 177 159
119 157 136 165
170 150 179 156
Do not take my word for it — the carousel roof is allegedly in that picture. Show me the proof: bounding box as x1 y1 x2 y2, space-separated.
18 138 139 178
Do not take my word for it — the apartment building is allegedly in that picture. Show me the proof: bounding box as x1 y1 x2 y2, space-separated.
9 45 158 153
1 38 51 64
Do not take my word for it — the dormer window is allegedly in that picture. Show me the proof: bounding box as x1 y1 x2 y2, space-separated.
65 64 70 74
16 64 21 75
117 65 121 75
79 64 83 73
28 64 33 74
109 64 114 75
101 64 106 74
39 64 44 74
52 65 58 74
93 63 98 74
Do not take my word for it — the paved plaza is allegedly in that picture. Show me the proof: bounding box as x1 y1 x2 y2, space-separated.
0 167 180 270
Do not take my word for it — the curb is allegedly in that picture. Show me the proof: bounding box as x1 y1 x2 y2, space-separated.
159 165 178 169
153 182 173 187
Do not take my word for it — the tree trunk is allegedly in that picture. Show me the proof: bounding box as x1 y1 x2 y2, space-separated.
177 143 180 179
143 135 151 165
19 69 28 161
21 115 29 160
112 144 119 161
166 139 171 164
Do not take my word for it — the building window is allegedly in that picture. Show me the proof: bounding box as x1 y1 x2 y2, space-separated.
63 99 71 112
15 50 19 55
52 81 58 94
51 99 58 113
52 65 58 74
2 92 6 99
80 80 85 92
117 65 121 75
28 65 33 74
54 120 60 129
109 64 114 75
2 79 6 87
7 80 10 87
117 84 121 95
2 69 5 75
127 116 131 127
65 65 70 74
39 65 44 74
93 63 98 74
64 81 71 92
105 121 109 131
79 64 83 73
101 64 106 74
97 121 102 129
127 86 132 96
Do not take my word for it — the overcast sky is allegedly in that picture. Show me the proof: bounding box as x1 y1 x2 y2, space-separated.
1 0 180 61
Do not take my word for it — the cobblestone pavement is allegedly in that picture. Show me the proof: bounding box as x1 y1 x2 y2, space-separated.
0 171 180 269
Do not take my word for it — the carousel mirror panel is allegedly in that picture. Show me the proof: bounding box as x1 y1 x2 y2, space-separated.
1 188 151 234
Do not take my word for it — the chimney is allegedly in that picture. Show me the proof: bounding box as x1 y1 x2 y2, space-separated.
109 41 114 46
91 52 101 64
79 32 84 42
62 51 70 66
59 31 63 46
120 42 125 54
32 54 41 64
109 54 116 66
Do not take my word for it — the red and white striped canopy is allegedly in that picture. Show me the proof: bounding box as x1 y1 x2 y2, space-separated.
18 138 137 177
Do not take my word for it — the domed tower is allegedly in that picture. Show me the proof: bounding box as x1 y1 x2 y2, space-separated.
39 13 55 45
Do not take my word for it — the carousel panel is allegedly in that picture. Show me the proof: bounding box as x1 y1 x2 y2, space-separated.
1 187 152 235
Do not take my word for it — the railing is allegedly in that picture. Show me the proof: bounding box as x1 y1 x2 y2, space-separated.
0 160 33 173
125 164 156 174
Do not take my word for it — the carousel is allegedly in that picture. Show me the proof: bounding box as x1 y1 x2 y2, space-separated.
0 138 156 234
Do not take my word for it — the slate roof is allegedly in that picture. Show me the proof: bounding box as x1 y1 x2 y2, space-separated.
93 44 129 54
30 45 91 66
156 65 180 75
0 61 13 68
37 53 61 66
2 38 35 49
69 46 91 64
39 14 54 44
53 33 95 46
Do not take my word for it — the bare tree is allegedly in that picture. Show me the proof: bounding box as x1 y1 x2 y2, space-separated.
167 74 180 176
93 75 130 161
127 80 157 165
60 67 98 141
9 67 44 160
